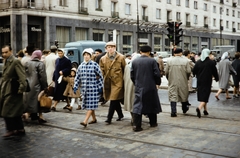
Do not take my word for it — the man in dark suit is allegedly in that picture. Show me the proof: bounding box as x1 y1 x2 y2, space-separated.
0 45 27 137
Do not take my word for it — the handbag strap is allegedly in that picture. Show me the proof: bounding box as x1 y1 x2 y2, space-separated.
104 55 119 80
49 81 54 87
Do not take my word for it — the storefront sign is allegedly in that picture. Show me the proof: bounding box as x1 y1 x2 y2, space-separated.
0 27 10 33
92 18 162 33
31 27 42 32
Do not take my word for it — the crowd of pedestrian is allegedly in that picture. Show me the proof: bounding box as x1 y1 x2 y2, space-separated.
0 42 240 138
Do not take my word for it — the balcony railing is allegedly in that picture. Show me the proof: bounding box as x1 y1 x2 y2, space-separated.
79 7 88 14
142 15 148 22
204 24 208 28
233 28 236 32
111 11 119 18
186 22 191 27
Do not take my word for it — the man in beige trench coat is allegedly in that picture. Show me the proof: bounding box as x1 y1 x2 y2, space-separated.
99 41 126 124
165 48 191 117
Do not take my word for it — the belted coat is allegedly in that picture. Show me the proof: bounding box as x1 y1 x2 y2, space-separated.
0 55 27 117
99 52 126 101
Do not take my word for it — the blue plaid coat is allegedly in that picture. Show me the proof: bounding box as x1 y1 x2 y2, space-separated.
74 60 103 110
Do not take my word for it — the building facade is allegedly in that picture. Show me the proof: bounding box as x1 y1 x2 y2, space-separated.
0 0 240 54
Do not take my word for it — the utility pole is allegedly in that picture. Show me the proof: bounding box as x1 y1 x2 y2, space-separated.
136 0 139 52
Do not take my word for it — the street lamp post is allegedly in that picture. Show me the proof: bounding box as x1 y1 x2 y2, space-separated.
220 7 223 46
136 0 139 52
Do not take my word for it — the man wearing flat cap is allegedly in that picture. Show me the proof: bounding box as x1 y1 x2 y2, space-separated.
130 45 162 132
165 48 191 117
99 41 126 124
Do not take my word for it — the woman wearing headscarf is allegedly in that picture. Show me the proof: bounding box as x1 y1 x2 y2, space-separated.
192 49 219 118
215 52 236 100
23 50 48 123
123 52 141 125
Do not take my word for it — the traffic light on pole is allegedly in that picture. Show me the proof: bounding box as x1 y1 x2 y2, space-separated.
167 22 175 42
175 22 183 45
55 40 59 48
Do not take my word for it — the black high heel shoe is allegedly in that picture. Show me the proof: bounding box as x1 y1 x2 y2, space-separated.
80 122 87 127
203 110 209 115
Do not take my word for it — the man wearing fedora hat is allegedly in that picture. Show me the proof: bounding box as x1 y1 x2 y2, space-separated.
99 41 126 124
165 48 191 117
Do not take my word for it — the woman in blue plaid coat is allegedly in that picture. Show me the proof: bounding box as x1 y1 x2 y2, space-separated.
73 48 103 127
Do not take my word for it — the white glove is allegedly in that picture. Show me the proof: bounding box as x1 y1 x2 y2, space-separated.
57 76 63 84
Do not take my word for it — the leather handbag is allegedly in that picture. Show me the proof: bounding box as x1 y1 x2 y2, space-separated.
38 91 52 108
46 82 55 97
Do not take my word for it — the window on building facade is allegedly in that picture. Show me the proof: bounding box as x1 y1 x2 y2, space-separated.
176 12 181 21
226 21 229 28
238 11 240 18
125 3 131 15
142 7 148 21
154 35 162 51
56 26 70 48
238 23 240 30
95 0 102 10
239 0 240 4
123 33 132 54
204 3 207 11
213 6 216 13
111 2 118 17
213 18 216 26
167 10 172 21
194 1 197 9
59 0 67 6
204 17 208 25
156 9 161 19
233 10 235 17
194 15 198 24
93 33 103 41
75 28 88 41
27 0 35 7
185 0 189 7
226 9 229 16
232 22 235 29
176 0 180 6
167 0 171 4
156 0 161 2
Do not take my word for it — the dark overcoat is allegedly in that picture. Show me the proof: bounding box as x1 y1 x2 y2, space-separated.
52 56 72 101
131 55 162 115
24 58 48 113
192 57 219 102
0 55 27 117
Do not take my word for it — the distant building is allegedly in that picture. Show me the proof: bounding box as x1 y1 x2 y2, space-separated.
0 0 240 54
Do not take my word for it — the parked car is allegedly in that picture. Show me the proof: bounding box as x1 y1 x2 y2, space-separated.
0 56 3 76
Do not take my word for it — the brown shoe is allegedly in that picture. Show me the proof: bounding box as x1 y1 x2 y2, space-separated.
76 105 82 110
66 106 72 112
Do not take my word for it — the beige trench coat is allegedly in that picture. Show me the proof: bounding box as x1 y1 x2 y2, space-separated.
99 52 126 101
165 56 191 102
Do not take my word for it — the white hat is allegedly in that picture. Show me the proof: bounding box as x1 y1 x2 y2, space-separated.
105 41 116 47
82 48 94 56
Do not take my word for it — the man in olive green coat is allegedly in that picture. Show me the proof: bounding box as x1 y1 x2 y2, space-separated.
0 45 27 137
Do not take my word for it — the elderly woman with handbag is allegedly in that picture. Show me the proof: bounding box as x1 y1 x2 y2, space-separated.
23 50 48 123
73 48 103 127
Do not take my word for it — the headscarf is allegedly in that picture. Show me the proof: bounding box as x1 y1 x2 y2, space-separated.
221 52 229 61
200 48 210 61
129 53 141 68
31 50 42 60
